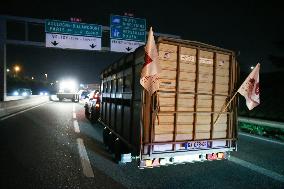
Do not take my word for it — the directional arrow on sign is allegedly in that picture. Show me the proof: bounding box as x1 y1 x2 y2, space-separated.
126 47 132 51
51 41 59 46
90 44 96 49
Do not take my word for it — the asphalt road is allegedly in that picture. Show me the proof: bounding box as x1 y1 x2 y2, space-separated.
0 101 283 189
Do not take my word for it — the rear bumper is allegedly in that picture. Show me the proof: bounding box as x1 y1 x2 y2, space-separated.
57 93 78 99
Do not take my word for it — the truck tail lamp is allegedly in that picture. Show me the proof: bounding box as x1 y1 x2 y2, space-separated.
207 153 217 160
95 103 100 108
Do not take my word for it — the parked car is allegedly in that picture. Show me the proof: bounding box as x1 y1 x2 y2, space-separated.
13 88 32 96
78 90 89 100
84 90 100 123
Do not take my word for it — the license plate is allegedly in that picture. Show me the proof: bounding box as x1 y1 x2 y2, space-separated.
185 141 209 149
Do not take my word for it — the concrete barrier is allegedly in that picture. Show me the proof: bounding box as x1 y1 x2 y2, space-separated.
0 95 49 118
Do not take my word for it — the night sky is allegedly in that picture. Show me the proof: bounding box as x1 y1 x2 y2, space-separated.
1 0 283 83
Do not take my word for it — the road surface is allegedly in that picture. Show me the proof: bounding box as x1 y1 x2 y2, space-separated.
0 101 283 189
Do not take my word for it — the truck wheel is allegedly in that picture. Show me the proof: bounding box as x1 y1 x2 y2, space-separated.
90 108 98 123
85 107 90 118
59 98 63 101
103 128 108 146
114 139 122 162
72 98 75 102
108 133 115 153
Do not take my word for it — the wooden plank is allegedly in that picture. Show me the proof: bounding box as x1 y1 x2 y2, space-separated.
173 45 181 151
180 62 196 73
210 52 217 139
179 71 196 81
177 94 195 111
154 134 173 142
159 69 176 80
159 60 177 70
195 132 210 139
193 49 200 140
179 80 196 92
176 113 194 124
158 51 177 62
159 79 176 91
176 134 193 141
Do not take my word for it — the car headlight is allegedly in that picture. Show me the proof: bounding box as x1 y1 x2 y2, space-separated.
22 92 27 96
40 92 44 95
44 92 48 96
13 91 19 96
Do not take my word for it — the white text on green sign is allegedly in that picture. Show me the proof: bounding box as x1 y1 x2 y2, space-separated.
45 20 102 37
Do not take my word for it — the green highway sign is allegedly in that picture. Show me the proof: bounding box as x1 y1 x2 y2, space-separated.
110 15 146 42
110 27 146 42
45 20 102 37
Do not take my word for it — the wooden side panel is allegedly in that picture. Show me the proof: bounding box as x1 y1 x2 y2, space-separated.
158 92 175 111
198 51 214 94
197 95 212 111
179 47 197 92
177 94 195 111
215 54 230 95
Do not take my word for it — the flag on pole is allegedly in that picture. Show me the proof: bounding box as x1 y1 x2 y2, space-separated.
237 63 260 110
140 27 161 95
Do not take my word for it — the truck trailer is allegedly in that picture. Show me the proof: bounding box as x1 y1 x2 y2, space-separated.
98 37 239 168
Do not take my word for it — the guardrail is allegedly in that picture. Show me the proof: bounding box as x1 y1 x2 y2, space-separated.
238 116 284 129
0 95 49 118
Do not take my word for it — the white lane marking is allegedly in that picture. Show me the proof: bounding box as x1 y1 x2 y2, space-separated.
73 112 76 119
72 104 75 112
0 101 50 121
229 156 284 183
239 132 284 146
73 120 80 133
77 138 94 178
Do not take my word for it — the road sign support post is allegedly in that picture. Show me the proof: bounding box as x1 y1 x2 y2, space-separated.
0 17 7 101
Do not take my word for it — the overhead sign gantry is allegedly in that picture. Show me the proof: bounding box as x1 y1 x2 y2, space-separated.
45 20 102 51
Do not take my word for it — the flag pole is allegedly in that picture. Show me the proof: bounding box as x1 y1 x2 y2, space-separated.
213 91 238 126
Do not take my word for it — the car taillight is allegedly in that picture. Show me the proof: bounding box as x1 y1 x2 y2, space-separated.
95 103 100 108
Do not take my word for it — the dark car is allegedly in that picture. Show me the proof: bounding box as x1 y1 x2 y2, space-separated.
13 88 32 96
84 90 100 123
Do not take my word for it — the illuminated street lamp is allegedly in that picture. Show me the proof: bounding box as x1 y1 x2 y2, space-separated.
31 76 34 80
44 73 48 80
6 68 10 72
250 66 254 70
14 65 21 77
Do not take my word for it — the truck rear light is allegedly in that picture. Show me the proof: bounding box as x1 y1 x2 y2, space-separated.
207 153 217 160
152 158 160 167
95 103 100 108
217 152 224 159
145 159 152 167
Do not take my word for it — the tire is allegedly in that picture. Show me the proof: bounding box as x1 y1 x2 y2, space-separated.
59 98 63 102
103 128 108 146
108 133 115 153
114 139 122 162
90 108 99 123
85 107 90 118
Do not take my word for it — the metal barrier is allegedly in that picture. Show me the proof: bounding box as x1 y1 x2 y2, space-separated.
238 116 284 129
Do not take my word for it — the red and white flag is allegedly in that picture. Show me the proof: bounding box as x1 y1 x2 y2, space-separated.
238 63 260 110
140 27 161 95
